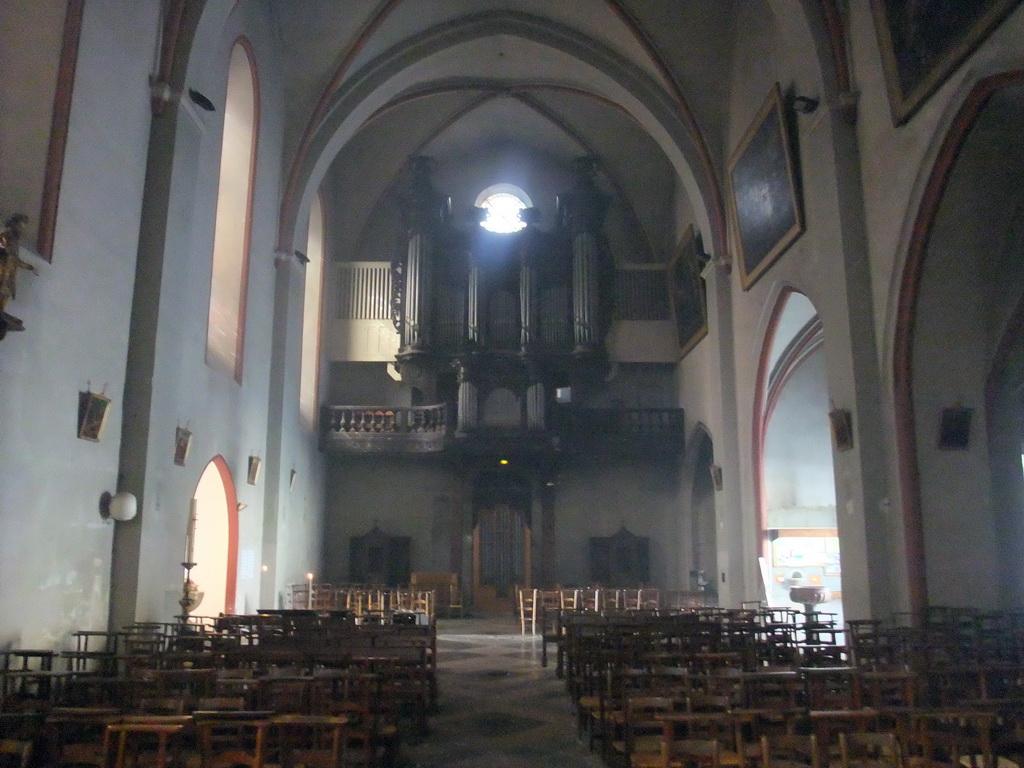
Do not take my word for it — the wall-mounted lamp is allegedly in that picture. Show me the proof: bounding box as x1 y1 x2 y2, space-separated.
793 95 820 114
188 88 216 112
100 490 138 522
237 502 248 512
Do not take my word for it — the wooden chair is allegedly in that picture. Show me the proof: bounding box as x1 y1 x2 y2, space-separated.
102 717 191 768
196 713 273 768
664 738 724 768
46 707 122 767
519 588 539 635
0 739 31 768
761 733 820 768
838 732 903 768
611 694 680 768
273 714 350 768
447 584 464 618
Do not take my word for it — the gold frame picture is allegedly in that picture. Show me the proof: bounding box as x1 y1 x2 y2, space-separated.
247 455 262 486
871 0 1023 125
174 426 192 466
77 390 111 442
728 83 804 291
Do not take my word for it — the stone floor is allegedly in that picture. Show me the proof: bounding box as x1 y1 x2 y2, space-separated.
402 615 605 768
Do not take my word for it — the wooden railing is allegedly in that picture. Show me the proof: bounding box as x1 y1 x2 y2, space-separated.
320 404 450 453
551 406 685 454
320 403 684 455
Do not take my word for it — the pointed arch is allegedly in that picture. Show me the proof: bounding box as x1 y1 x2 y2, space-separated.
893 70 1024 619
191 455 240 616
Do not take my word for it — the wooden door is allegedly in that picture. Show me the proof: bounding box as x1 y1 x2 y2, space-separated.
472 504 531 614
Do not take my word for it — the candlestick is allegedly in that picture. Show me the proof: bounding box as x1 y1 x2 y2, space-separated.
306 572 314 610
185 499 197 565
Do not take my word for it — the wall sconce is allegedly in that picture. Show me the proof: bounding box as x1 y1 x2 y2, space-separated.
187 88 215 112
100 489 138 522
237 502 248 512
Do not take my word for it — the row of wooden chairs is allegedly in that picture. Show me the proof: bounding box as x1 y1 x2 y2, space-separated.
287 584 438 618
2 629 437 766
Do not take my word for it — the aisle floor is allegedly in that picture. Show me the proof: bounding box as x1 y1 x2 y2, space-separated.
403 616 605 768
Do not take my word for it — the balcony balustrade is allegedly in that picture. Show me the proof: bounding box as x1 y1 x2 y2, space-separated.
320 403 683 456
320 404 450 453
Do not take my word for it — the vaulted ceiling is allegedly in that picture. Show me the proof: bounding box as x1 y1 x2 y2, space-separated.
260 1 757 265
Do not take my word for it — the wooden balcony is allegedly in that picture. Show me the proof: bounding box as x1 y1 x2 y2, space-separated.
320 404 450 454
551 406 685 455
320 403 684 457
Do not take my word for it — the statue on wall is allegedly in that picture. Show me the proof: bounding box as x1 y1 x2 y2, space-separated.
0 214 37 339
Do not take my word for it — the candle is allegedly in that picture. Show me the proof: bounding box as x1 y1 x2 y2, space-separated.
185 499 197 564
306 572 314 609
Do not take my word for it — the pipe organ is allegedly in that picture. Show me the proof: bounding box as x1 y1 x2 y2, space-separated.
390 157 614 434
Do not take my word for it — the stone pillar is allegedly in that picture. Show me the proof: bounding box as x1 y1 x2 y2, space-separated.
558 158 609 353
456 362 477 433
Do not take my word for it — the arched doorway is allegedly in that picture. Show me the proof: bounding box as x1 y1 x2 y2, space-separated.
471 471 532 614
190 456 239 616
755 291 844 626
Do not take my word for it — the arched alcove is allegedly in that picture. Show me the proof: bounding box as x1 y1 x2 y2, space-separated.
896 75 1024 611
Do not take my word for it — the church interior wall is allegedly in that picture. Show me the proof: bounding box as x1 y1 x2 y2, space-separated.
0 0 159 648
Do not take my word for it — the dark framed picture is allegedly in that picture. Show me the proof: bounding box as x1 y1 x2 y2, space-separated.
938 406 973 450
709 464 723 492
667 225 708 357
728 83 804 291
77 390 111 442
829 408 854 452
174 426 192 466
871 0 1023 125
247 455 262 485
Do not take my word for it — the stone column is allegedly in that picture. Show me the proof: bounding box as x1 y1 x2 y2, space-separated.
456 362 477 433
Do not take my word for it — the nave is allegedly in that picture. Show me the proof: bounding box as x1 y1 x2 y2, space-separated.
407 617 602 768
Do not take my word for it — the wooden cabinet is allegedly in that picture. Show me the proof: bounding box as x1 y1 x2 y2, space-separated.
589 526 650 586
349 526 411 586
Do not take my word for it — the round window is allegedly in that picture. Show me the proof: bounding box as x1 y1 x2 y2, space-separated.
475 184 532 233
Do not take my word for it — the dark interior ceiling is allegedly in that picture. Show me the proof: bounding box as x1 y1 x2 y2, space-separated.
264 1 744 265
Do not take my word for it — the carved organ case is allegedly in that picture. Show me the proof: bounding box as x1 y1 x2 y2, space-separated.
389 156 614 432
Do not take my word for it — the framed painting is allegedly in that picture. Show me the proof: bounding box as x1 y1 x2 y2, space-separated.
247 455 262 485
728 84 804 291
174 426 193 466
937 405 973 450
667 225 708 357
871 0 1023 125
77 390 111 441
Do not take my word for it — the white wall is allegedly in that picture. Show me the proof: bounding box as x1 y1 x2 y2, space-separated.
0 0 160 648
